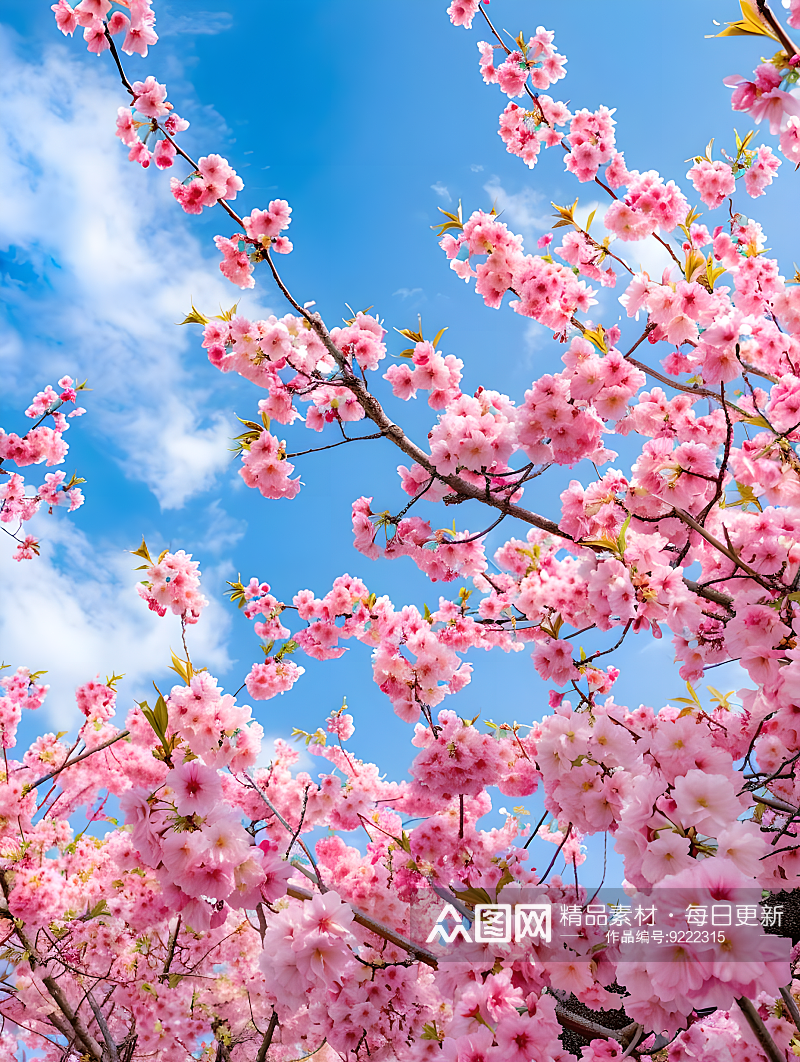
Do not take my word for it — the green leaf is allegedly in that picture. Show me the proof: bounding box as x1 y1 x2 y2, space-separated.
214 301 239 322
431 326 449 350
153 693 169 736
431 200 464 237
226 576 249 609
178 302 210 326
421 1023 444 1043
582 324 608 353
616 514 631 555
168 652 193 686
709 0 779 39
130 537 153 565
452 886 492 908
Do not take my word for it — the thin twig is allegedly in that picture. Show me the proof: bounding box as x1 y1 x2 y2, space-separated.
538 823 573 884
239 772 325 890
159 916 182 983
523 809 550 850
286 883 439 968
26 730 130 790
285 784 311 858
625 354 749 418
285 432 385 459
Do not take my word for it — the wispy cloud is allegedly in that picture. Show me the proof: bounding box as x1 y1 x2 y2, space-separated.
158 11 234 36
0 519 232 728
393 287 423 299
431 182 452 202
522 320 549 361
0 30 273 509
202 499 248 555
482 177 549 246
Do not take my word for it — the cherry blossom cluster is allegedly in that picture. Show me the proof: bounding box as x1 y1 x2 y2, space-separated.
51 0 157 57
36 0 800 1058
385 340 464 408
477 27 567 98
0 641 797 1061
134 542 209 623
115 100 188 169
52 1 295 287
725 62 800 136
689 145 781 205
0 376 86 560
716 13 800 165
441 210 598 329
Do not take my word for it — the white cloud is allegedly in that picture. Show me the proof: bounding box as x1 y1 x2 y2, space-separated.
431 182 452 202
479 185 674 290
393 287 423 299
0 30 273 509
522 320 548 360
0 517 232 729
159 11 234 36
202 498 248 555
470 164 484 173
482 177 549 246
572 200 675 283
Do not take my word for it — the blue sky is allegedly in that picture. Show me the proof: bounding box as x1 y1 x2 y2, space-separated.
1 0 796 880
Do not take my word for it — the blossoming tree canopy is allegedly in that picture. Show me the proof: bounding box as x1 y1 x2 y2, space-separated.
1 0 800 1058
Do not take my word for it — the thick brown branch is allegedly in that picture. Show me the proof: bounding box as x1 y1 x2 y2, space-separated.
779 985 800 1032
755 0 800 57
682 579 733 608
736 996 786 1062
555 1004 641 1047
88 993 120 1062
754 792 800 815
255 1012 279 1062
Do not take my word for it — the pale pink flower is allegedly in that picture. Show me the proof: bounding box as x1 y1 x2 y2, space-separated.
671 770 746 835
131 75 170 118
51 0 78 34
166 761 221 818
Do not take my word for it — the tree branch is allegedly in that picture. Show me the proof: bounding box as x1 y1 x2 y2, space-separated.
755 0 800 58
736 996 786 1062
26 730 130 791
286 883 439 968
554 1004 641 1047
255 1011 279 1062
779 985 800 1033
88 992 120 1062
